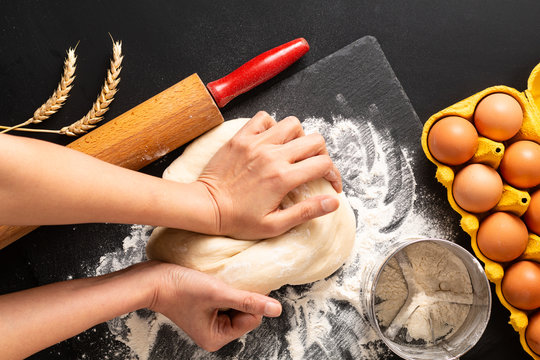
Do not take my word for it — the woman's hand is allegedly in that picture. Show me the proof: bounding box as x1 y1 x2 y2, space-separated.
0 260 277 358
196 111 342 239
0 111 341 240
148 261 282 352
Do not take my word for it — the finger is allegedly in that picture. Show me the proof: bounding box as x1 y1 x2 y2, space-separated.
303 136 343 193
214 311 262 347
238 111 277 135
202 311 261 352
280 134 343 193
280 133 326 162
219 287 282 317
284 155 342 193
258 116 304 144
329 165 343 193
230 311 262 334
269 195 340 233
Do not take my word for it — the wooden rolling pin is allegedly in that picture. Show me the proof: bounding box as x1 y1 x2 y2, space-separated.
0 38 310 250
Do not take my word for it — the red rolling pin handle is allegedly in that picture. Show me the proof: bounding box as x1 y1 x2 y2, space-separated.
207 38 309 108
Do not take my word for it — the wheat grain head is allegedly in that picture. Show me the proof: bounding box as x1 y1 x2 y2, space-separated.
0 47 77 134
60 40 123 136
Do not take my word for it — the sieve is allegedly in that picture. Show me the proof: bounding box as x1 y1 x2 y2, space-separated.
363 238 491 360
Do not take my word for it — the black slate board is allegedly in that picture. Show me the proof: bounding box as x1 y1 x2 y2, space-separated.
2 36 527 359
218 36 523 360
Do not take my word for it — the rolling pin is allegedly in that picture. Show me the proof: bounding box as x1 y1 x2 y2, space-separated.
0 38 310 250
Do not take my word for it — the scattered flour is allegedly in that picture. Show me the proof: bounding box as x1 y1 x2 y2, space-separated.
89 109 459 359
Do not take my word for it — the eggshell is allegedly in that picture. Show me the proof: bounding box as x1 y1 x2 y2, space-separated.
427 116 478 165
502 261 540 310
527 311 540 355
500 140 540 189
477 212 528 262
525 190 540 236
474 93 523 141
453 163 503 213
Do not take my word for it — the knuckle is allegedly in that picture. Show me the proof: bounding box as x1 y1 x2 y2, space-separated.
228 135 242 148
299 203 316 220
254 111 276 127
255 110 270 119
245 142 258 157
259 149 274 163
283 116 303 132
264 221 282 236
241 295 258 313
230 135 251 153
207 281 222 297
312 133 326 146
283 116 301 126
319 155 333 170
272 166 288 183
203 284 222 304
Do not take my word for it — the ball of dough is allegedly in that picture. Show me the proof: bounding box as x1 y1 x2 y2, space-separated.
146 118 357 294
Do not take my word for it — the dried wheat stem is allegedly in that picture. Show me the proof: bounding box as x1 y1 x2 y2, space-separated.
0 47 77 134
60 40 123 136
0 125 60 134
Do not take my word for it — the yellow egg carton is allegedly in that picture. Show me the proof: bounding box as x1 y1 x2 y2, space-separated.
421 62 540 359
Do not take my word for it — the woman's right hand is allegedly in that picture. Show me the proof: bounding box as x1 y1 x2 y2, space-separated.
195 111 342 239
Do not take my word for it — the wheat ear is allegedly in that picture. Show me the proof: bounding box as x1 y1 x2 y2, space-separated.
60 40 123 136
0 47 77 134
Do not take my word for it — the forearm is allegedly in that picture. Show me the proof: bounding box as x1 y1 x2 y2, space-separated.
0 134 216 232
0 261 161 360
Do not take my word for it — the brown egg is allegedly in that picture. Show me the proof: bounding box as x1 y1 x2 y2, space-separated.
502 261 540 310
527 311 540 355
428 116 478 165
477 212 528 262
474 93 523 141
500 140 540 189
453 164 503 213
525 190 540 235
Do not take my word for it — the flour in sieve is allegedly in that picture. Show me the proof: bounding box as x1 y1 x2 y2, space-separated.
375 241 473 344
88 111 459 359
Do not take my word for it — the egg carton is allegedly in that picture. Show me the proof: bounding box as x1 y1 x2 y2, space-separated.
421 62 540 359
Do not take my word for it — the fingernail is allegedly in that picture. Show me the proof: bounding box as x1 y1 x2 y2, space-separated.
264 302 282 317
321 198 337 212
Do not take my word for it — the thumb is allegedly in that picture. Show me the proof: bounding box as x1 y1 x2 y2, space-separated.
220 287 282 317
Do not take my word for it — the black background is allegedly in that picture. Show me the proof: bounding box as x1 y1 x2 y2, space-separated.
1 1 540 359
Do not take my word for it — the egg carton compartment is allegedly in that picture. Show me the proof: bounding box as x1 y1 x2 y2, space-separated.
421 62 540 359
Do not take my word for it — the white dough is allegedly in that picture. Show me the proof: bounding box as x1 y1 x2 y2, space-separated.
146 118 357 294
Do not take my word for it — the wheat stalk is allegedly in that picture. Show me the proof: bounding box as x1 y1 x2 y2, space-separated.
1 39 123 137
59 40 123 136
0 126 61 134
0 47 77 134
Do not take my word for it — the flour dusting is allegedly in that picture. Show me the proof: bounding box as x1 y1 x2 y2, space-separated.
94 225 152 276
89 112 458 359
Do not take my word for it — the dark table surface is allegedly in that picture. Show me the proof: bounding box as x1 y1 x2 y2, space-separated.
1 1 540 359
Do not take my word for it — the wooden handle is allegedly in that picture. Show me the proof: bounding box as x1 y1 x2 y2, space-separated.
207 38 309 108
0 226 39 250
0 73 223 250
68 74 222 168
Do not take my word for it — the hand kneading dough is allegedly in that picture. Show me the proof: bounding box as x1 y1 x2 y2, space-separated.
146 118 356 294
